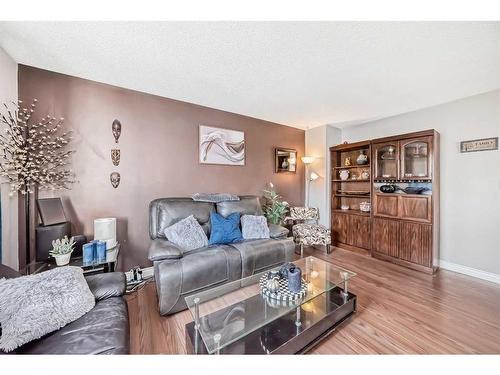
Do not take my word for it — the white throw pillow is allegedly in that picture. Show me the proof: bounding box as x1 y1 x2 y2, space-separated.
164 215 208 251
241 215 270 240
0 266 96 352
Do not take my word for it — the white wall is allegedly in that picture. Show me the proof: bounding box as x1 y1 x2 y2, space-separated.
305 125 341 226
0 47 18 269
338 90 500 276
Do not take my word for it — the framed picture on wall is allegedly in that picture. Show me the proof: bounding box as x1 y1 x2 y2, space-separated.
199 125 245 166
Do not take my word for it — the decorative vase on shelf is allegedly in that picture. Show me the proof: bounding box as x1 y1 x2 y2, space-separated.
359 202 371 212
339 170 350 181
266 278 280 293
356 150 368 165
287 266 302 293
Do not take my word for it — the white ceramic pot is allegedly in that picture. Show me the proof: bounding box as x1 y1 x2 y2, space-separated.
359 202 371 212
55 253 71 266
339 170 350 181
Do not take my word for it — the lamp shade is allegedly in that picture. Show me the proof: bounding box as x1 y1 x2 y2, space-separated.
94 218 117 249
310 172 319 181
301 156 315 165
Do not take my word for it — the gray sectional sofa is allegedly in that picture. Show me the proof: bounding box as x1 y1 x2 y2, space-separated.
148 196 295 315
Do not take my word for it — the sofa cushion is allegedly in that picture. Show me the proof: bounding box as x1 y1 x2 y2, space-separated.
208 212 243 245
164 215 208 251
148 239 183 261
85 272 126 301
230 238 296 278
268 224 290 239
154 244 242 315
0 267 96 352
149 198 214 240
216 196 263 217
241 214 270 240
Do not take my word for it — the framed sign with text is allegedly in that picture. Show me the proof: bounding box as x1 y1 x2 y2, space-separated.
460 137 498 153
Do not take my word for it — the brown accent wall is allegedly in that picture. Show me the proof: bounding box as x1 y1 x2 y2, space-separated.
18 65 305 270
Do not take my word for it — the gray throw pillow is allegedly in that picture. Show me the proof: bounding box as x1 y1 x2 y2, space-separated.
0 266 96 352
241 215 270 240
164 215 208 251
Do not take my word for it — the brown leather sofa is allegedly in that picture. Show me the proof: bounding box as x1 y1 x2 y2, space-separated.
0 264 129 354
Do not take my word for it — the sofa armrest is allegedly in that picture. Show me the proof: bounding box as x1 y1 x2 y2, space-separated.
148 239 184 262
269 224 289 239
85 272 126 301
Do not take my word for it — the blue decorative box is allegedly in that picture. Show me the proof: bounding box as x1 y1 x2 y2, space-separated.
96 241 107 263
82 243 95 265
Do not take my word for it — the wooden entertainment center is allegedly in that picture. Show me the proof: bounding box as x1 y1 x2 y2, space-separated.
330 129 440 273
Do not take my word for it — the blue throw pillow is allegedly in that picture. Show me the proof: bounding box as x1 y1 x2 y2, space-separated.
208 212 243 245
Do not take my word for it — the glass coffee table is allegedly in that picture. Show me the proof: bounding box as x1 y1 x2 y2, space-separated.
185 256 356 354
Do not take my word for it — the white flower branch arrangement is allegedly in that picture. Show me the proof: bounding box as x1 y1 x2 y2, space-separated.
0 99 76 196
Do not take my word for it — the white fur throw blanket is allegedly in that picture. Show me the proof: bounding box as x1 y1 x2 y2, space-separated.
0 266 95 352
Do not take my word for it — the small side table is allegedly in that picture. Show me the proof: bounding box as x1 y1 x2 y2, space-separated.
22 244 120 276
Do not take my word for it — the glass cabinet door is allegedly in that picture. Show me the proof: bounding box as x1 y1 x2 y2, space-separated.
400 137 432 180
374 142 399 180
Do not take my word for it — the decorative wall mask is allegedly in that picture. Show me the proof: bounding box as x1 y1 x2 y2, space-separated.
112 119 122 143
111 149 120 166
110 172 121 188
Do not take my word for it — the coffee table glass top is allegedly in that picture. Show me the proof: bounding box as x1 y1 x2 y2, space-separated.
185 256 356 354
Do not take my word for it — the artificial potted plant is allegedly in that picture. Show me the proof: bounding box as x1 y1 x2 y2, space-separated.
263 182 289 225
50 236 76 266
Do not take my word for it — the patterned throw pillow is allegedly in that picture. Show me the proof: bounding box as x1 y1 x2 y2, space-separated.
164 215 209 251
208 212 243 245
241 215 270 240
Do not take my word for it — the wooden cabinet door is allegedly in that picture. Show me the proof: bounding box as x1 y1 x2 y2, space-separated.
373 141 399 180
373 193 399 218
372 218 399 258
332 213 349 245
348 215 371 250
400 136 433 180
399 195 432 223
399 222 432 266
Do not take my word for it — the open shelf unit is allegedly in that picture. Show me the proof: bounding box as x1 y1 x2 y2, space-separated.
330 141 372 255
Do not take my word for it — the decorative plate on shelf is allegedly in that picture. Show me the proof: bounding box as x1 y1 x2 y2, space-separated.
259 274 308 304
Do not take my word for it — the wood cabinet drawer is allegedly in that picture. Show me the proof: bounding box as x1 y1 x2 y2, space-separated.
374 194 399 218
399 195 432 223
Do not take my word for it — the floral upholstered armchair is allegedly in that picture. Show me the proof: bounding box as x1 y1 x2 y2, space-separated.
286 207 332 257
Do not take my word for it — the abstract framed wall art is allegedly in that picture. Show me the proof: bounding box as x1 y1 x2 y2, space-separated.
199 125 245 166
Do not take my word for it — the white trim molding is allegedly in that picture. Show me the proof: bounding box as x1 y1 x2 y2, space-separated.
439 260 500 285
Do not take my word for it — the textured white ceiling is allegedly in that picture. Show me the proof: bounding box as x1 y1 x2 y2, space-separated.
0 22 499 129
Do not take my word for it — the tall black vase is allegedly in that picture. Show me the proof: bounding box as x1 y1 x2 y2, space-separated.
24 186 31 265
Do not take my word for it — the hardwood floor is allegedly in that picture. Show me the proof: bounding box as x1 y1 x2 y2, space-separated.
125 247 500 354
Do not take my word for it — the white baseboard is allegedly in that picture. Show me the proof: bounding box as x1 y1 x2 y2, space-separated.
439 260 500 284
